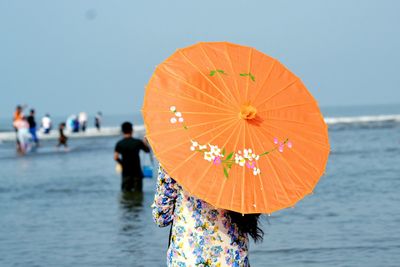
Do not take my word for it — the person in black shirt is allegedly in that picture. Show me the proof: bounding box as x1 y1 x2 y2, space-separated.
27 109 39 146
114 122 150 192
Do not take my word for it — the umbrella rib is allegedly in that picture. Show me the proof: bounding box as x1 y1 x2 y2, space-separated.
241 121 247 213
252 127 313 191
146 117 236 137
155 118 237 155
244 48 253 101
143 110 234 116
198 43 239 106
264 152 293 206
249 59 276 104
255 123 293 207
250 130 284 209
255 125 322 173
191 121 241 197
216 122 243 207
152 86 234 113
159 67 234 111
263 120 330 146
255 78 299 107
167 118 240 176
229 122 244 211
246 125 268 212
224 42 241 105
275 154 313 194
202 172 218 204
267 117 322 126
292 148 323 179
257 101 317 113
260 121 329 176
206 124 239 204
178 50 237 107
253 136 279 208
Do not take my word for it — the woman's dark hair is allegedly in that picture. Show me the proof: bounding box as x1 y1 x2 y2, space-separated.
227 211 264 242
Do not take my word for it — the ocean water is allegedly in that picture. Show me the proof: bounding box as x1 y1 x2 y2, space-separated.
0 104 399 267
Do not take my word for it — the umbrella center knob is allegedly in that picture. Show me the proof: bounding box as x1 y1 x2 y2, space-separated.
239 104 257 120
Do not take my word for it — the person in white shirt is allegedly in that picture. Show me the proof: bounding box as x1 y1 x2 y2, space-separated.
41 114 52 134
78 112 88 132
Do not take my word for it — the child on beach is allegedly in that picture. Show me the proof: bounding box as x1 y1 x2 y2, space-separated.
57 123 68 150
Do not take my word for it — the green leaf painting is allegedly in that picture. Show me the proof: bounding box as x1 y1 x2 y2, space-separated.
209 69 226 76
223 167 229 178
217 69 226 74
240 72 255 82
226 152 234 161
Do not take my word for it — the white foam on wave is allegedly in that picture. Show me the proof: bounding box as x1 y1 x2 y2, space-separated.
325 114 400 124
0 125 145 142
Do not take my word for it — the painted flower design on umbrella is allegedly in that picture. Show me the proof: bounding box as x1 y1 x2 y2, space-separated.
169 106 293 178
170 106 187 129
190 140 234 178
235 149 261 176
273 137 293 153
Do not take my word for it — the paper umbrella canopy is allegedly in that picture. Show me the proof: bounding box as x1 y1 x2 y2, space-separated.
142 42 330 214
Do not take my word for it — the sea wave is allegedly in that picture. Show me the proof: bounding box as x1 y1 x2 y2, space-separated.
325 114 400 124
1 114 399 141
326 114 400 131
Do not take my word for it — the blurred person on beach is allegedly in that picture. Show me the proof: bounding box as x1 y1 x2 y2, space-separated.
152 166 263 266
13 105 24 122
57 122 68 150
114 122 150 192
79 112 88 132
41 113 52 134
27 109 39 146
72 116 80 133
13 105 24 152
95 111 102 131
66 115 75 132
13 115 31 154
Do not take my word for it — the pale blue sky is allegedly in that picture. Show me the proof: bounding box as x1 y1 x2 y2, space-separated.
1 0 399 117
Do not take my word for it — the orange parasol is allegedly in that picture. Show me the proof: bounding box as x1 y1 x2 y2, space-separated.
142 42 329 214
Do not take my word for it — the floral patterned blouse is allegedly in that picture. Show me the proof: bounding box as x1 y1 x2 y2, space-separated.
152 166 250 267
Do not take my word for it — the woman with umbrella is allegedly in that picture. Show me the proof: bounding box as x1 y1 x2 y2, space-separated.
146 42 329 266
152 166 263 266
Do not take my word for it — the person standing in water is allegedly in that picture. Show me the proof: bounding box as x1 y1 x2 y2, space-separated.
72 116 80 133
27 109 39 146
66 114 75 132
13 105 24 152
79 112 88 132
41 113 52 134
94 111 102 131
14 115 31 154
114 122 150 192
57 122 68 150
